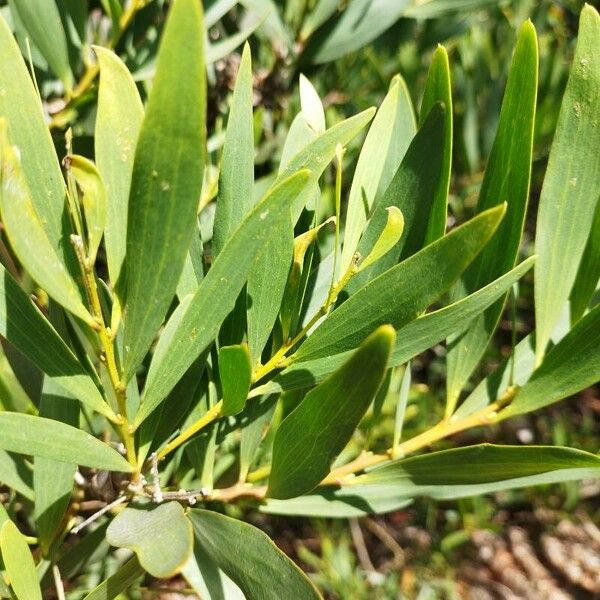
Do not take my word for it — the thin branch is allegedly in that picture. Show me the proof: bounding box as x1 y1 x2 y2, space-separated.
70 495 127 535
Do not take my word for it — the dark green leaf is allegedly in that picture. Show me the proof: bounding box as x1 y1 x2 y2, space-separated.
213 43 254 256
188 509 321 600
0 412 132 472
420 44 452 243
446 21 538 412
0 450 32 500
268 325 394 499
219 344 252 416
0 264 113 419
352 444 600 500
123 0 206 381
94 46 144 289
534 5 600 363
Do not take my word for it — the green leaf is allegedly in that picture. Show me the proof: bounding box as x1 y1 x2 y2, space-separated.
135 170 311 427
279 114 316 172
0 13 72 273
352 444 600 501
445 20 538 413
345 102 446 293
420 44 452 243
10 0 73 89
123 0 206 381
569 194 600 323
0 412 132 472
0 519 42 600
83 557 144 600
268 325 394 500
357 207 404 273
262 489 413 518
182 542 245 600
219 344 252 416
246 214 293 363
0 450 32 500
252 257 534 397
276 108 376 221
534 4 600 363
106 502 193 579
0 264 113 419
213 43 254 257
501 304 600 419
295 204 506 362
307 0 411 64
299 74 325 133
34 379 78 554
0 121 94 326
67 155 107 264
94 46 144 288
404 0 502 18
341 77 416 273
188 509 321 600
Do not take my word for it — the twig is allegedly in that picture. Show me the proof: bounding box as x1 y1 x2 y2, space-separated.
349 518 376 574
52 565 66 600
70 495 127 535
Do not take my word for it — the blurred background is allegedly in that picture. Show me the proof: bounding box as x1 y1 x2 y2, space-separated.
0 0 598 597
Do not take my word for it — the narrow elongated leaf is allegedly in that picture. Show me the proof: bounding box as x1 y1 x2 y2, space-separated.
446 21 538 412
276 108 376 220
247 216 293 363
219 344 252 416
107 502 193 579
252 257 534 397
420 44 452 243
123 0 206 381
10 0 73 89
0 413 132 472
279 114 316 171
268 326 394 499
34 379 78 554
213 43 254 256
68 155 107 264
262 490 413 518
341 77 416 273
189 509 321 600
352 445 600 501
135 171 311 427
95 47 144 287
0 519 42 600
345 103 445 293
0 264 113 418
534 5 600 363
0 122 93 325
569 194 600 323
0 450 32 499
83 557 144 600
295 204 506 362
501 304 600 419
0 13 71 271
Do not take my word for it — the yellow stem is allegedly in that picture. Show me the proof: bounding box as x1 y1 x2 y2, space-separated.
320 391 517 486
71 235 136 467
156 400 224 461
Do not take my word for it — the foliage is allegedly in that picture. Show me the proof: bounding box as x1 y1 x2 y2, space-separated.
0 0 598 598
